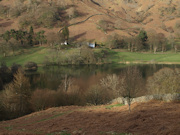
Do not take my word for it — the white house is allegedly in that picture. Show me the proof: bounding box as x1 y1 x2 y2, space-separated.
61 41 68 45
88 42 96 48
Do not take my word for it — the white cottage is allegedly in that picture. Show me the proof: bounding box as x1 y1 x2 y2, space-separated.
88 42 96 48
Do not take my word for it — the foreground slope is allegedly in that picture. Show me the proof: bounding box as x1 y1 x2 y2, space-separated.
0 101 179 135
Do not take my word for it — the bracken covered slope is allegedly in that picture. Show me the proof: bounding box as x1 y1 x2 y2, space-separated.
0 101 179 135
0 0 180 42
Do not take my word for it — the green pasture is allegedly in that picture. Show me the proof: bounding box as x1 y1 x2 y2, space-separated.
1 47 180 67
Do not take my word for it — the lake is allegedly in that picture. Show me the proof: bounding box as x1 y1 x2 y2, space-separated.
27 64 180 90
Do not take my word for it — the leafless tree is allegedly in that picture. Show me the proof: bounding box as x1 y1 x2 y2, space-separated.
147 29 160 53
119 67 143 112
147 68 180 95
100 74 120 97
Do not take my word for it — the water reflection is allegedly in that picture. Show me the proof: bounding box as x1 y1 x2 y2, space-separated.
26 64 180 90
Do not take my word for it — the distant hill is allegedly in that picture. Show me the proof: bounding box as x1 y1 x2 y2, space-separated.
0 0 180 42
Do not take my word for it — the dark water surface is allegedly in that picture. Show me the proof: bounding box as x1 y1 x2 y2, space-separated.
26 64 180 90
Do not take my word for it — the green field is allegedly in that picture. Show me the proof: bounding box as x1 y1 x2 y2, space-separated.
0 46 49 66
108 49 180 64
1 47 180 67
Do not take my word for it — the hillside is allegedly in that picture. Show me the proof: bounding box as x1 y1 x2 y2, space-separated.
0 0 180 42
0 101 179 135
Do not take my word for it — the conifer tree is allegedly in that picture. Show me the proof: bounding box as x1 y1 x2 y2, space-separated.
62 26 69 42
3 69 31 117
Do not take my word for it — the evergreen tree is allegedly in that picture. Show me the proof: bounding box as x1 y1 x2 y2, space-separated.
29 26 34 35
62 26 69 42
2 31 11 42
138 30 148 42
138 30 148 49
35 30 46 45
28 26 34 46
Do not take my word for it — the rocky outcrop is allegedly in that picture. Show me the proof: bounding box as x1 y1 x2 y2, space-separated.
111 93 180 105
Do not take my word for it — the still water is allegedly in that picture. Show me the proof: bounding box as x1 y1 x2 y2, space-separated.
26 64 180 90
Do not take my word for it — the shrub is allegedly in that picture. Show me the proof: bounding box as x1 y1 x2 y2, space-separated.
86 85 112 105
24 61 38 71
98 20 108 33
9 3 27 18
35 4 60 28
0 5 9 18
19 14 36 28
147 68 180 95
31 89 59 111
175 20 180 29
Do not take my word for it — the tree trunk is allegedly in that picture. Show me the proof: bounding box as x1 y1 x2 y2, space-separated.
153 47 157 54
128 104 131 112
174 45 177 53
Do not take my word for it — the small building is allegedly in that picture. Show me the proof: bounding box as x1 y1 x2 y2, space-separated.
61 41 68 45
88 42 96 48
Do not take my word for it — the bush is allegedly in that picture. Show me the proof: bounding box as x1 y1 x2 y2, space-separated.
31 89 60 111
86 85 112 105
175 20 180 29
36 4 60 28
24 61 38 71
19 14 36 28
147 68 180 95
0 5 9 18
9 4 27 18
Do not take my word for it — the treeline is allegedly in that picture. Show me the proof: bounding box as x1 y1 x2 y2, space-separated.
0 26 46 57
0 66 179 120
105 29 180 53
44 46 109 66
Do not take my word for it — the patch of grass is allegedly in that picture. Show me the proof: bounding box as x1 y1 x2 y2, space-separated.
105 104 124 109
5 126 13 130
0 46 49 66
37 112 66 123
107 49 180 63
100 131 133 135
47 131 71 135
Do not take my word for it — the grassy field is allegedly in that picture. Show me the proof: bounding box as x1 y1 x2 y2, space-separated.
107 49 180 64
0 46 49 66
1 47 180 67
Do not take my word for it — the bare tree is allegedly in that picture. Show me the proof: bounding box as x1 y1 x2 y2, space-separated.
168 34 175 52
0 40 10 57
158 33 167 52
147 68 180 95
119 67 143 112
100 74 120 97
147 29 160 54
8 38 20 56
59 74 73 92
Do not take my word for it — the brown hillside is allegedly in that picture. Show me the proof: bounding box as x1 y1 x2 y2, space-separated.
0 0 180 42
0 101 179 135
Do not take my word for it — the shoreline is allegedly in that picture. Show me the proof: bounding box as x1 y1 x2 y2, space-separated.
119 61 180 65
